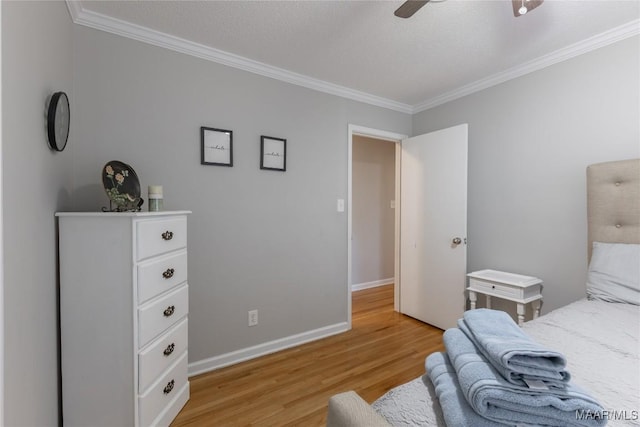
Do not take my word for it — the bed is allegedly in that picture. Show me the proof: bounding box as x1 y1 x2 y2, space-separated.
327 158 640 427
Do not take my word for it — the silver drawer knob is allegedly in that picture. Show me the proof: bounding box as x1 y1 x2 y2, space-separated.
163 305 175 317
162 268 175 279
161 231 174 241
452 237 462 245
163 343 175 356
163 379 175 394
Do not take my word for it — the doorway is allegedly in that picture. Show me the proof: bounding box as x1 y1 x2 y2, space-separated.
347 125 407 329
347 124 468 331
351 135 396 294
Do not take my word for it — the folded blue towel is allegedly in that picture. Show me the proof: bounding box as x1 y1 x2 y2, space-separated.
459 308 570 388
443 328 606 427
426 352 504 427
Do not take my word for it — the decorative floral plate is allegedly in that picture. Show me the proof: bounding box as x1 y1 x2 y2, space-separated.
102 160 142 211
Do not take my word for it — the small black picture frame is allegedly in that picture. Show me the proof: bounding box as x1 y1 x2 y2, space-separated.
260 136 286 171
201 127 233 166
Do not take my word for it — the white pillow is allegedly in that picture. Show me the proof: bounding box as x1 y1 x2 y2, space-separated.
587 242 640 305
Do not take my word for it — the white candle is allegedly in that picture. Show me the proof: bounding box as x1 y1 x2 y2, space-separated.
148 185 163 211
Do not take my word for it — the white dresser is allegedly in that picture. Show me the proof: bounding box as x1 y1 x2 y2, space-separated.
56 211 191 426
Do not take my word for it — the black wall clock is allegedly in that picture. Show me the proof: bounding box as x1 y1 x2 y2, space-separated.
47 91 70 152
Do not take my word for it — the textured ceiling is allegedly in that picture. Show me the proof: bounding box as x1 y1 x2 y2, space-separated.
77 0 640 109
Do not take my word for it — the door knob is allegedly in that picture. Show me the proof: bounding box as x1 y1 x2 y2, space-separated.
452 237 462 245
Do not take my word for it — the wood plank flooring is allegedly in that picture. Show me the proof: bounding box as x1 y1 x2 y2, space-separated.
171 284 444 426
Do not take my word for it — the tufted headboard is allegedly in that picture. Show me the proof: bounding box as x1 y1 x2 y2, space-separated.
586 158 640 262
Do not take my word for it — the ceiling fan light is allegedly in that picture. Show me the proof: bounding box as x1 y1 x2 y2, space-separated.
513 0 542 17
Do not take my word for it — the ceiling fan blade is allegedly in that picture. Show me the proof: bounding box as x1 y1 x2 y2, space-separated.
512 0 544 17
394 0 430 18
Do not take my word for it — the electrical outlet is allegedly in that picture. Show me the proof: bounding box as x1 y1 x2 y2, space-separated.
248 309 258 327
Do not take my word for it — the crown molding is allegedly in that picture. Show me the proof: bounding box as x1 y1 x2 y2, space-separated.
65 1 413 114
67 1 638 116
412 19 640 113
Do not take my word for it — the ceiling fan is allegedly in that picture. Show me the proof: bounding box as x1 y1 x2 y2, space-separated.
394 0 544 19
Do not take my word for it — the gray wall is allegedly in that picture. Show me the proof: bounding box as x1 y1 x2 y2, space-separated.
352 136 395 285
71 26 412 362
413 36 640 315
2 1 74 425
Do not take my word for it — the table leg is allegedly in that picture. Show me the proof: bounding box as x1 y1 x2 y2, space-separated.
517 303 526 326
533 300 542 319
486 295 492 309
469 291 477 310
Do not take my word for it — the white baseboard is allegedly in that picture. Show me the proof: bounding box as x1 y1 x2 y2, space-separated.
188 322 350 377
351 278 394 292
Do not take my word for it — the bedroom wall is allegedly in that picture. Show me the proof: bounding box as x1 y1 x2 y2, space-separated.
71 25 411 368
413 35 640 316
352 136 395 287
2 1 74 425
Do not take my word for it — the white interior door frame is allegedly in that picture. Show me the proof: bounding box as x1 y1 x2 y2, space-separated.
0 2 5 421
347 125 408 329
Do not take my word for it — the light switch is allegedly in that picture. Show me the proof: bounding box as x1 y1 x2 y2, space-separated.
390 200 396 209
337 199 345 212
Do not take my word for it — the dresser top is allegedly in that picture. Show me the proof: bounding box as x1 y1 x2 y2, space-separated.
55 210 191 217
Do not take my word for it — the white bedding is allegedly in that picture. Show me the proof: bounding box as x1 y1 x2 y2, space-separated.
372 299 640 426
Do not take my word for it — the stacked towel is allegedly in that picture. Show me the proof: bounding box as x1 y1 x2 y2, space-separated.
426 309 606 427
426 352 504 427
458 309 570 389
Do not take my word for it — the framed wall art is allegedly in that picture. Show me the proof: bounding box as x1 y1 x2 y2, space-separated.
260 135 286 171
201 127 233 166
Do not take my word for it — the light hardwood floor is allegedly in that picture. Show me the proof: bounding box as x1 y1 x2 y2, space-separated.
172 284 444 426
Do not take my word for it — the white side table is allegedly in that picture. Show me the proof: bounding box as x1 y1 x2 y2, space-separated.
466 269 543 326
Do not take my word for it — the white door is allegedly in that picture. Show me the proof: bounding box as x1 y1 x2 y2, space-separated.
400 124 468 330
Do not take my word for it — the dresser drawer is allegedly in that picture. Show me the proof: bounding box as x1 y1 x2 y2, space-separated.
137 250 188 304
469 278 521 299
139 284 188 348
136 217 187 261
139 352 188 427
139 318 188 394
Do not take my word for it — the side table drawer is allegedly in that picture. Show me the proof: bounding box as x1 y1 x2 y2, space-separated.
137 216 187 261
139 284 189 348
138 250 188 304
139 352 188 427
139 318 188 393
469 278 521 299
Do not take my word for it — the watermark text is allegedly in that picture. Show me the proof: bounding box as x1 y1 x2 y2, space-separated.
576 409 639 421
